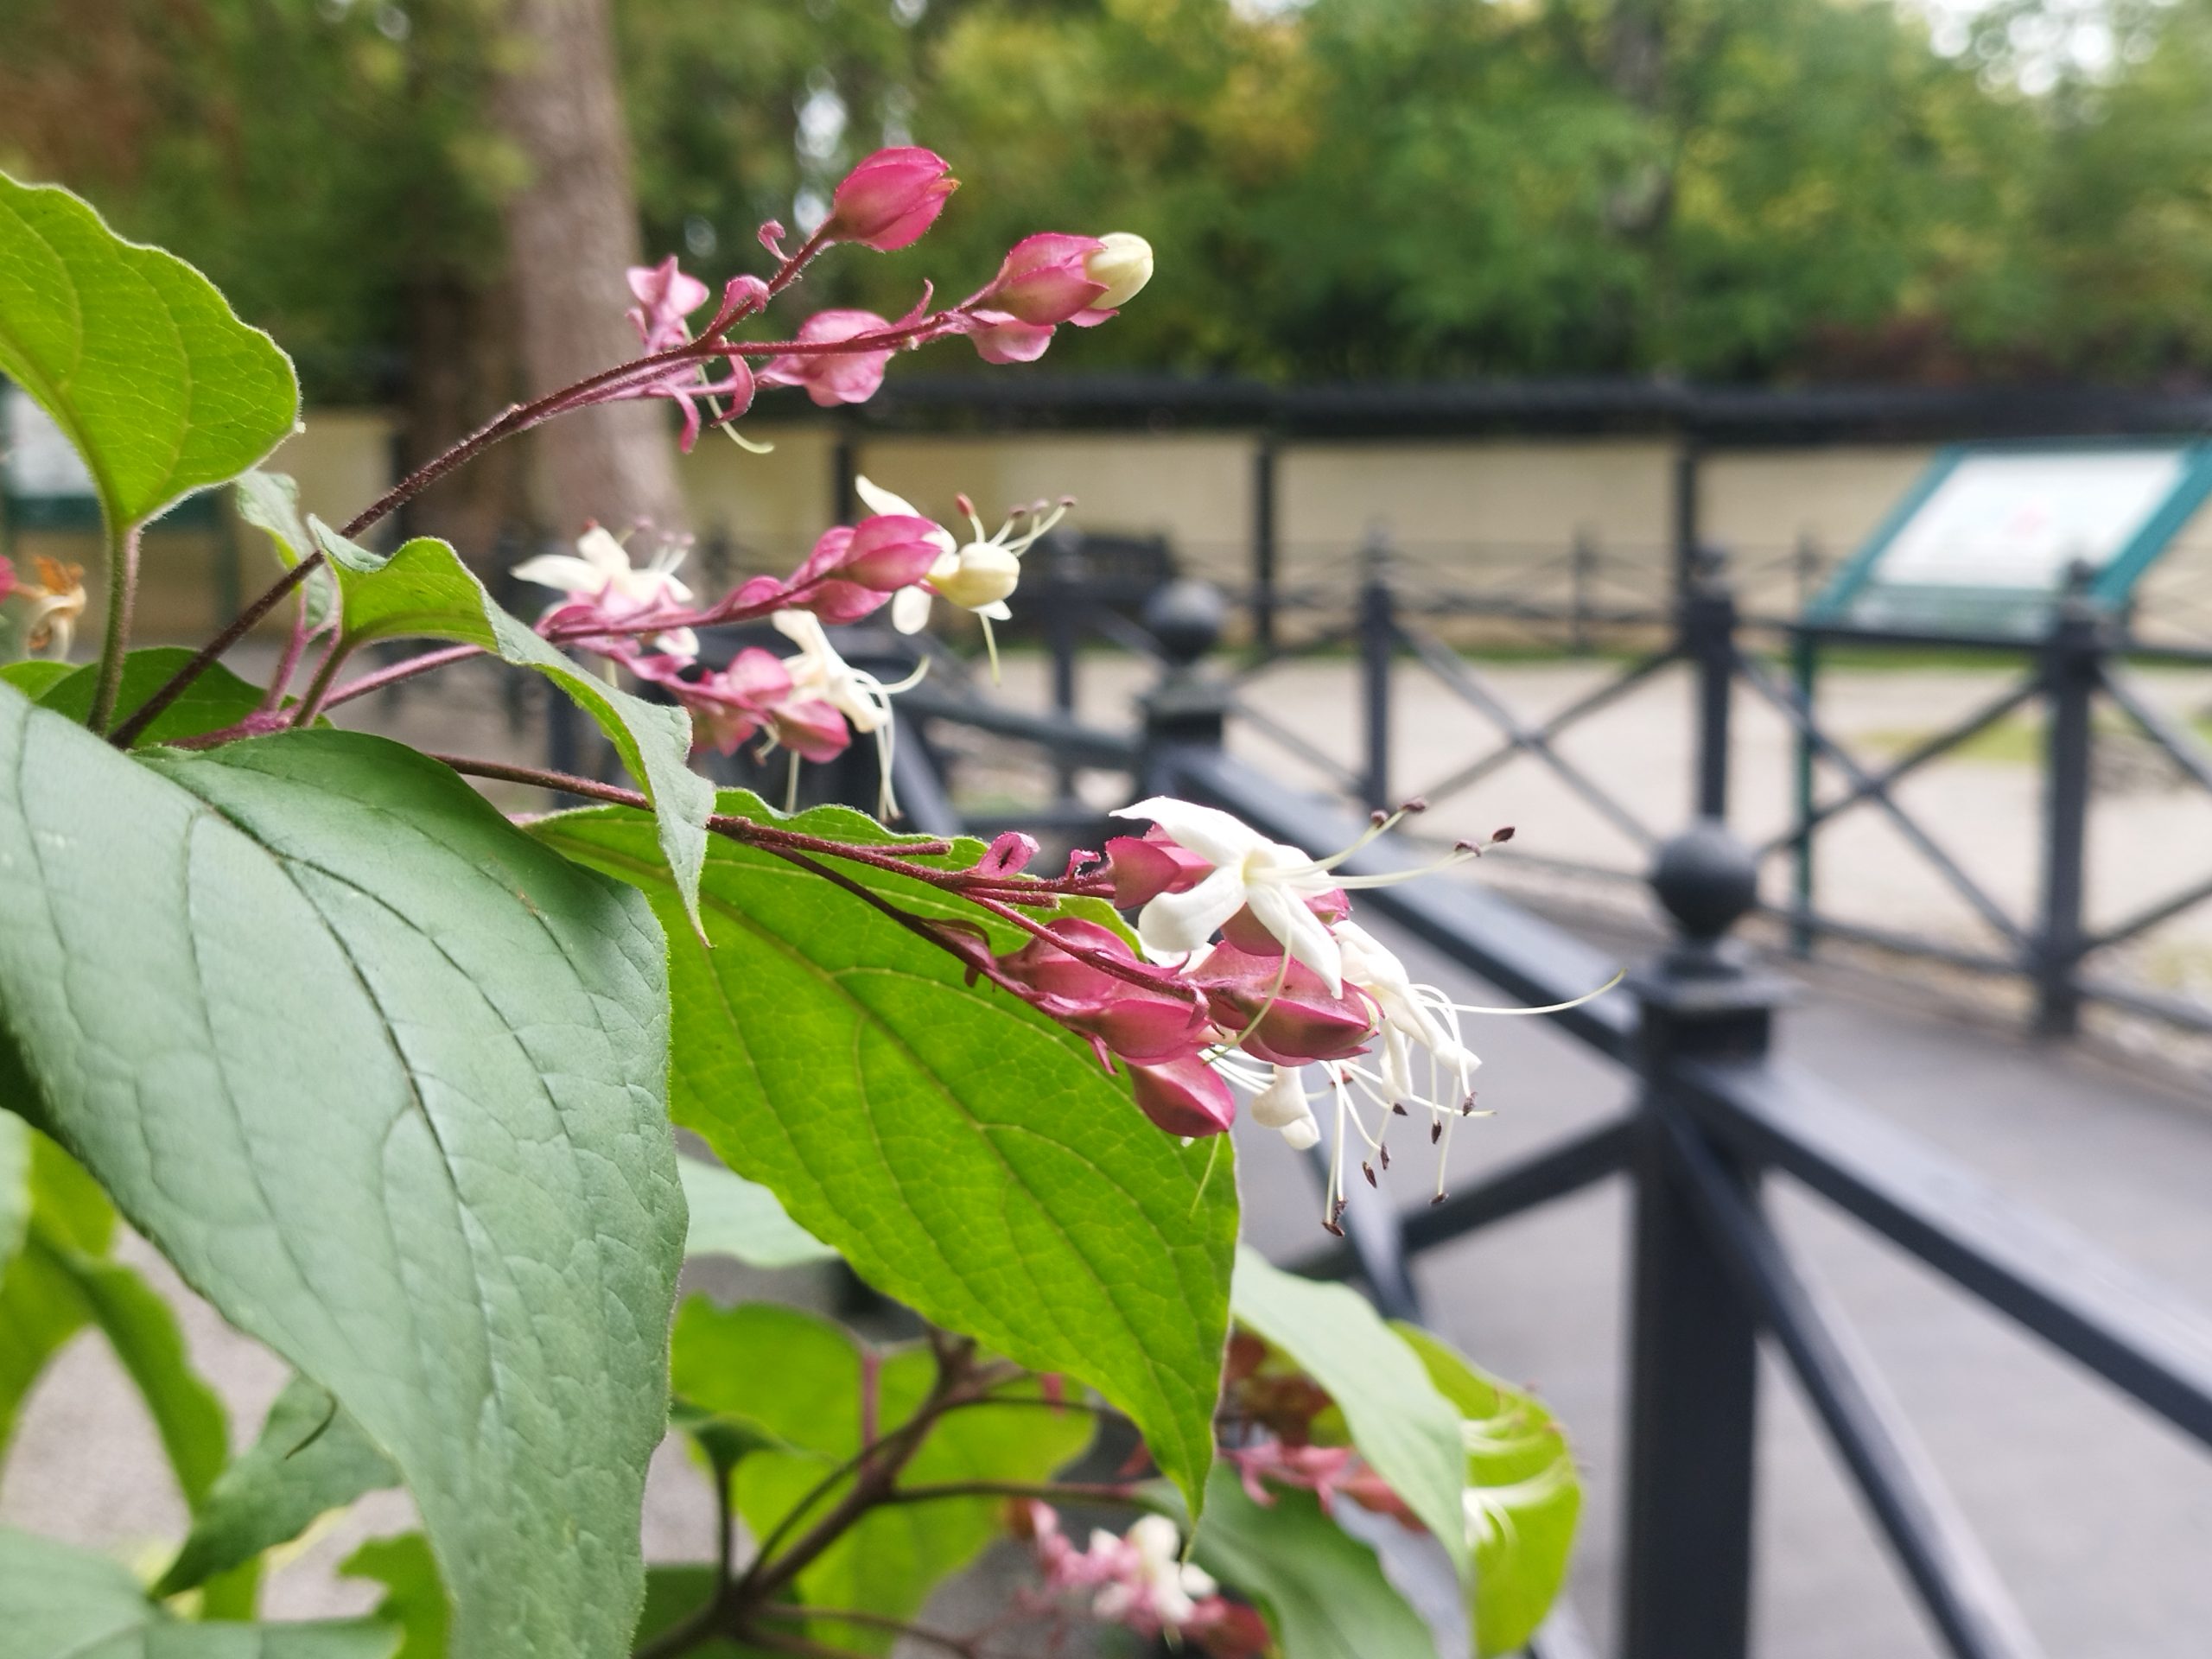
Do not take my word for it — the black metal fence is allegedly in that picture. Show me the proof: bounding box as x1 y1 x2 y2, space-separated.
996 540 2212 1041
870 594 2212 1659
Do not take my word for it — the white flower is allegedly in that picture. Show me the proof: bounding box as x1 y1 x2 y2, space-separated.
770 608 927 817
512 527 698 656
1337 919 1483 1090
1119 1515 1216 1629
1110 798 1351 992
1249 1065 1321 1149
855 475 1071 659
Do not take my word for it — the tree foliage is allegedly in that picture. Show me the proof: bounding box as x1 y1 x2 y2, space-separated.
8 0 2212 392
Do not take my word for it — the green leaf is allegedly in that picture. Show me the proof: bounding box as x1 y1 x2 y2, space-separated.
33 646 267 747
0 174 296 537
159 1376 399 1597
1394 1326 1580 1657
0 691 685 1659
679 1157 836 1269
0 661 73 700
672 1300 1093 1652
340 1536 446 1659
534 799 1238 1524
235 472 338 632
1170 1468 1441 1659
0 1130 114 1463
0 1527 397 1659
309 519 712 929
1230 1249 1473 1585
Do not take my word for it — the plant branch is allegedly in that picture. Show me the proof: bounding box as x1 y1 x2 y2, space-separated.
320 643 483 711
111 551 324 747
87 525 142 735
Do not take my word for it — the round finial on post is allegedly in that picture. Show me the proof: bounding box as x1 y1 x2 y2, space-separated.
1650 819 1758 950
1145 578 1226 667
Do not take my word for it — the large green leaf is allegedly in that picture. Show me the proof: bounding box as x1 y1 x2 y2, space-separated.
310 520 712 928
1170 1469 1441 1659
679 1157 836 1269
0 1527 395 1659
672 1300 1094 1653
0 1111 28 1265
535 798 1238 1522
0 174 296 537
1395 1326 1580 1657
1230 1249 1472 1585
35 647 267 747
0 690 684 1659
159 1376 399 1597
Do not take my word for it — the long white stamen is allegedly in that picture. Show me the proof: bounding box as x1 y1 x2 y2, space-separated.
1444 970 1626 1017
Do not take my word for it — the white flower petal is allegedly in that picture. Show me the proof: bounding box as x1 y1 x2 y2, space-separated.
510 553 602 594
575 526 632 576
1110 798 1268 868
977 600 1013 620
855 475 919 518
891 584 934 633
1243 882 1343 995
1136 866 1248 957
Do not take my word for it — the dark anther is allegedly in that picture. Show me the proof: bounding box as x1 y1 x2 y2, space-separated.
1491 825 1516 842
1361 1162 1376 1188
1378 1144 1391 1170
1390 1102 1408 1116
1430 1121 1443 1144
1322 1219 1346 1237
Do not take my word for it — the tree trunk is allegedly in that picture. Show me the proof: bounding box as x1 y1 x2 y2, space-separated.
399 271 529 567
492 0 687 538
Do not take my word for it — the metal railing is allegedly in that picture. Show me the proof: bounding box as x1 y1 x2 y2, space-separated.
861 596 2212 1659
1000 539 2212 1039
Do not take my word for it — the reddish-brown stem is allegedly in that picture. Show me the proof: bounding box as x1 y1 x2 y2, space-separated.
321 643 483 711
109 551 324 748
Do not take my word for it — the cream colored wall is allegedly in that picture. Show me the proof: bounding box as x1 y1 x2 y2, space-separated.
124 413 2212 638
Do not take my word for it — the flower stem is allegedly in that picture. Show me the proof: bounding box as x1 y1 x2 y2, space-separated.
86 525 141 735
111 551 325 748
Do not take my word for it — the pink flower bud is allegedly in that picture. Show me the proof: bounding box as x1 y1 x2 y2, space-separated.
842 515 953 590
0 554 14 604
1188 942 1375 1065
824 146 957 251
1001 918 1138 1001
960 309 1058 365
1103 829 1212 908
981 831 1039 877
756 309 897 406
768 696 851 763
1125 1052 1237 1138
1041 987 1213 1065
970 233 1111 327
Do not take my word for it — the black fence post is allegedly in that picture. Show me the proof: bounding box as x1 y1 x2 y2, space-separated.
1621 822 1783 1659
1682 545 1738 823
1359 531 1395 813
830 422 859 524
1569 530 1596 654
1137 579 1231 798
2035 563 2101 1037
1252 434 1280 652
1671 439 1703 601
1042 539 1086 803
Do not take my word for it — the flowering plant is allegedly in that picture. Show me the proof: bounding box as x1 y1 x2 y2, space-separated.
0 153 1582 1659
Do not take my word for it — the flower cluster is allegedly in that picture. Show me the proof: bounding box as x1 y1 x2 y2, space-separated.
560 145 1153 448
1019 1505 1268 1656
969 798 1573 1231
499 143 1142 808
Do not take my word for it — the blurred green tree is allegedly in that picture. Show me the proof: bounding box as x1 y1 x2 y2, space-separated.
6 0 2212 419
